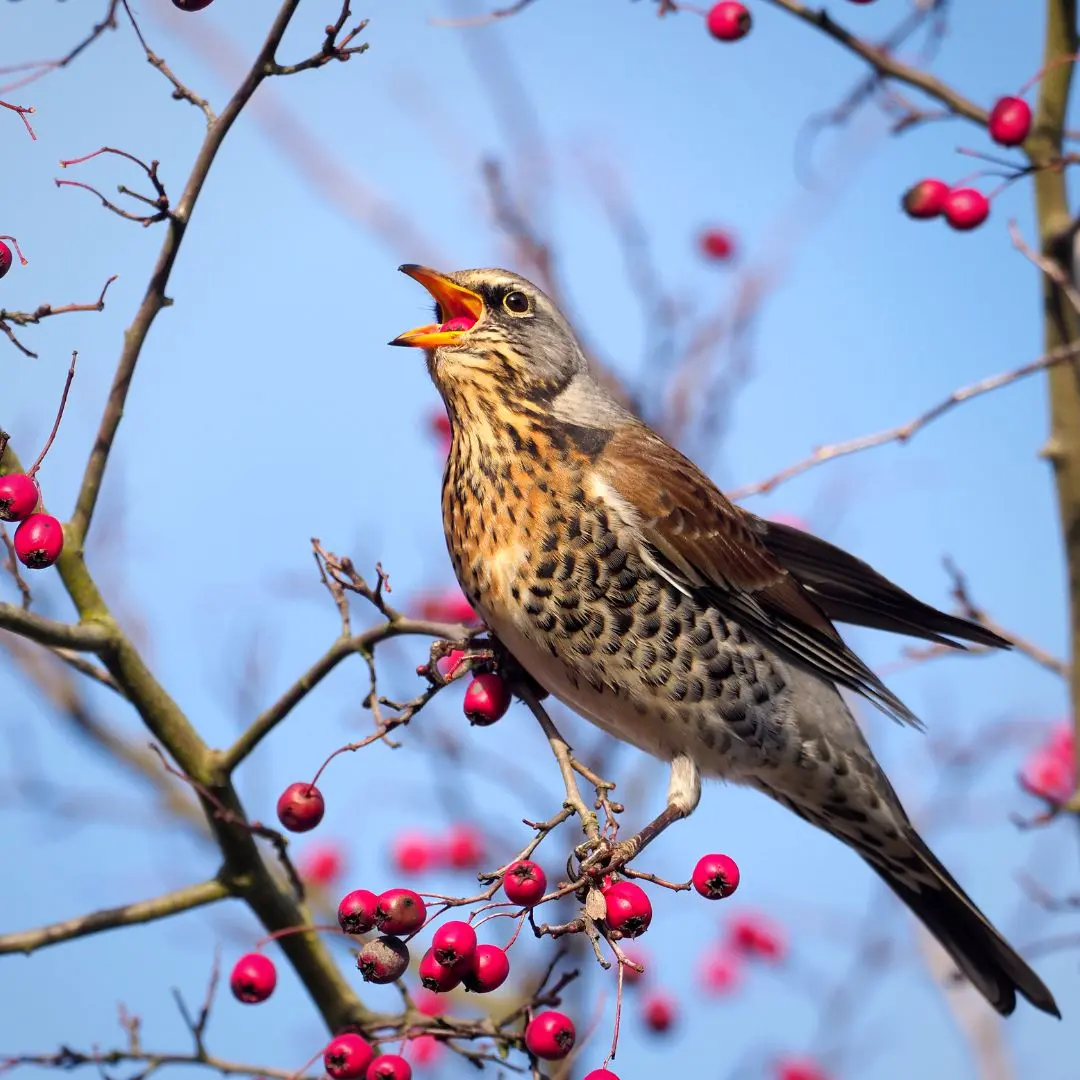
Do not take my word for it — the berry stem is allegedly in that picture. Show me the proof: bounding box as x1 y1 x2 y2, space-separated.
1018 52 1080 97
28 351 78 478
0 234 28 265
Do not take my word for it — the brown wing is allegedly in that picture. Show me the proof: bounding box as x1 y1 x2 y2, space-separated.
760 519 1010 649
600 425 924 728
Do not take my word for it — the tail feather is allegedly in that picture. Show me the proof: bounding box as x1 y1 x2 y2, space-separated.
865 833 1059 1018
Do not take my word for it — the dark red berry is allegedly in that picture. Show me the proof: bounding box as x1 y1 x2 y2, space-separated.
14 513 64 569
0 474 38 522
642 991 676 1034
901 179 949 220
943 188 990 231
463 673 511 725
172 0 215 9
699 228 736 261
462 943 510 993
692 853 740 899
357 935 410 984
367 1055 411 1080
375 888 427 935
229 952 276 1004
338 889 379 934
431 920 477 967
524 1011 576 1061
276 782 324 832
0 241 12 280
503 860 547 906
602 881 652 937
989 96 1032 146
324 1034 375 1080
419 947 466 992
706 2 751 41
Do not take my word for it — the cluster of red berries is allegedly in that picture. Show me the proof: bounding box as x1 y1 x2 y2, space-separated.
1020 721 1076 805
0 472 64 570
901 179 990 231
324 1034 412 1080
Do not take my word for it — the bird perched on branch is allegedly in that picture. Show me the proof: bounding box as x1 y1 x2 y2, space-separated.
390 264 1059 1018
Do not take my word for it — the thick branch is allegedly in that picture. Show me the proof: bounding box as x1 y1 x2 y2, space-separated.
0 877 229 956
0 606 111 651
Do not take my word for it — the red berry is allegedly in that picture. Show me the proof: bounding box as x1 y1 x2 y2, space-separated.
414 988 445 1016
299 842 345 887
1020 748 1075 803
0 241 12 279
446 823 484 868
417 589 477 624
419 947 466 992
229 952 276 1004
698 945 742 995
524 1011 575 1061
692 853 740 899
706 2 751 42
405 1036 440 1066
324 1034 375 1080
699 228 736 261
462 943 510 993
729 911 786 961
583 1072 621 1080
375 888 427 935
641 991 676 1034
338 889 379 934
357 935 410 984
436 648 469 681
1048 722 1075 758
393 832 435 875
988 96 1032 146
943 188 990 231
432 920 477 967
777 1058 830 1080
0 473 38 522
276 782 324 832
503 860 547 906
901 179 949 220
367 1055 411 1080
172 0 214 9
463 673 511 725
13 513 64 569
602 881 652 937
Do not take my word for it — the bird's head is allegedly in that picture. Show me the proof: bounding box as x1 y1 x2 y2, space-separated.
389 265 588 403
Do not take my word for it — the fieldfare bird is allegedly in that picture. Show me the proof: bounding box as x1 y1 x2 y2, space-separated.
390 264 1059 1018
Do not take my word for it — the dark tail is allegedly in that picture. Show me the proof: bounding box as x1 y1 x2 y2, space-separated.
865 832 1060 1018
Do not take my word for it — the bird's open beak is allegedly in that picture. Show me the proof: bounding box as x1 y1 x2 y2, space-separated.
389 265 485 348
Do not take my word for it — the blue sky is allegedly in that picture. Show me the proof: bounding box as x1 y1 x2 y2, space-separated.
2 2 1077 1078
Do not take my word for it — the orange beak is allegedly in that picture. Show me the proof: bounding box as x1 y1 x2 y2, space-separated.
389 265 485 348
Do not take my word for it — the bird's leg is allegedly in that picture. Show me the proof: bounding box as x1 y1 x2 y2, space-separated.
578 754 701 874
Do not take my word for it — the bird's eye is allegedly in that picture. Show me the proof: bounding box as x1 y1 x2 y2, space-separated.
503 290 531 315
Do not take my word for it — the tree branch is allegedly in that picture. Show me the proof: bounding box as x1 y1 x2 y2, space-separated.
0 605 111 651
0 877 230 956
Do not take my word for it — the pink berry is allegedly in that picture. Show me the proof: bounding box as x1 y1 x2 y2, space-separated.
988 95 1032 146
1020 748 1075 803
435 648 468 681
463 673 511 725
324 1034 375 1080
524 1011 575 1061
503 860 547 906
357 935 410 984
698 945 742 995
462 943 510 993
367 1055 411 1080
641 991 676 1034
943 188 990 231
417 589 477 624
432 920 477 967
583 1072 621 1080
729 911 786 961
393 832 435 875
229 952 276 1004
777 1058 830 1080
692 853 740 899
299 842 345 887
706 2 751 42
446 823 484 868
602 881 652 937
14 513 64 569
699 228 736 261
405 1036 440 1066
419 947 465 992
338 889 379 934
0 241 12 279
620 947 647 985
901 178 949 220
0 473 38 522
1048 722 1075 758
375 888 427 935
276 782 324 832
414 988 445 1016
